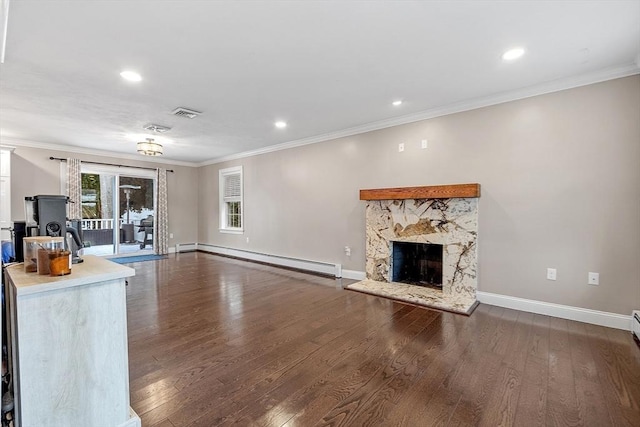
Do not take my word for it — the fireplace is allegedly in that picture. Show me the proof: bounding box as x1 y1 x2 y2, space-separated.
357 183 480 313
391 241 443 288
349 184 480 314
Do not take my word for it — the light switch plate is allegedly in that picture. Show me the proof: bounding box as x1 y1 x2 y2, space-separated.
588 272 599 285
398 143 405 152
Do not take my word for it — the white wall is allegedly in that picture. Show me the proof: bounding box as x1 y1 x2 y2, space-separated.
198 76 640 316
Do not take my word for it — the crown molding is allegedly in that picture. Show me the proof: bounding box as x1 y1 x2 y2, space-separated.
0 137 199 167
198 63 640 167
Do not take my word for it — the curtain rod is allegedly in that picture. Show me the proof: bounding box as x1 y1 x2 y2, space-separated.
50 157 174 173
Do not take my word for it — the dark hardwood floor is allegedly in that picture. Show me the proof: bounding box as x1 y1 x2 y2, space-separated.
126 252 640 426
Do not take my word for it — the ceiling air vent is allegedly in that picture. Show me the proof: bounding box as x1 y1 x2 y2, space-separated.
171 107 202 119
143 123 172 133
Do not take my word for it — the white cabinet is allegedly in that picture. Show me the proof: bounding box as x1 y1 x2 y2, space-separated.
5 256 141 427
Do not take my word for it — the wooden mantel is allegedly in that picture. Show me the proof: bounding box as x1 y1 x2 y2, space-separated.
360 183 480 200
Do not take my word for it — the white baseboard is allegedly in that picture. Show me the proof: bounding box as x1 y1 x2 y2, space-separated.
342 270 366 280
175 243 197 253
197 243 342 277
476 291 631 331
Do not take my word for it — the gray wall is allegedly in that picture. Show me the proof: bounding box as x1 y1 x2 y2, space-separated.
198 76 640 315
9 146 199 246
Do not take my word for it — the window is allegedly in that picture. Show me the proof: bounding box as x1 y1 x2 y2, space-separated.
219 166 243 233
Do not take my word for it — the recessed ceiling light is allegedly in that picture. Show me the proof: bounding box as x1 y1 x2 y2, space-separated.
502 48 525 61
275 121 287 129
392 100 403 106
120 70 142 82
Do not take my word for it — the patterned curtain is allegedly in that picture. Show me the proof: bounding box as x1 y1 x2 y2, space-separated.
155 168 169 255
66 158 82 219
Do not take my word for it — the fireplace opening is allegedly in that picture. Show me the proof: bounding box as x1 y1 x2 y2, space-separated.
391 241 443 289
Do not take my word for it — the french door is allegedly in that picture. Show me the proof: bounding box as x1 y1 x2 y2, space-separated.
80 165 155 256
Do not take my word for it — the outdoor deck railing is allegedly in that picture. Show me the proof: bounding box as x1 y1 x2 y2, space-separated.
81 218 122 230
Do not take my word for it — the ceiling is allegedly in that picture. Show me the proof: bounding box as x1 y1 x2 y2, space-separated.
1 1 639 165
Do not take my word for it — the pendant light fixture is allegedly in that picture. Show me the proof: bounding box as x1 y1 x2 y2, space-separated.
136 138 163 156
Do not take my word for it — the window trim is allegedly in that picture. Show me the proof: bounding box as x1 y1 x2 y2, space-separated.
219 166 244 234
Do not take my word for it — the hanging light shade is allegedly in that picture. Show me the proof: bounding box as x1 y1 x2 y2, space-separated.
137 138 163 156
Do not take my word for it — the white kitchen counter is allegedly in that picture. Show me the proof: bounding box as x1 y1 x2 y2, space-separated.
7 254 135 295
5 255 141 427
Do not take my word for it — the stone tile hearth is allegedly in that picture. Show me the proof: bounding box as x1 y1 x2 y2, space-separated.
346 279 478 314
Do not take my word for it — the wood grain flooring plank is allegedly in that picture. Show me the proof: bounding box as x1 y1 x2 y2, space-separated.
474 311 533 426
122 253 640 427
527 314 551 362
378 313 480 427
546 318 583 427
477 364 521 427
248 310 444 427
502 310 534 371
487 307 519 357
584 323 640 426
130 284 351 392
335 313 474 427
566 320 615 426
512 354 547 427
585 323 640 408
438 307 509 426
199 306 435 426
142 301 389 425
446 354 502 426
257 322 430 425
168 303 423 425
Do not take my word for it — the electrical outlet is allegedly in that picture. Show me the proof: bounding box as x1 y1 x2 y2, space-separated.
344 246 351 256
421 139 428 149
588 272 599 285
169 233 174 239
398 143 404 152
546 268 557 281
246 237 250 243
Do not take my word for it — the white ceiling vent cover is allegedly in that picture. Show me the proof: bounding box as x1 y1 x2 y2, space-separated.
143 123 172 133
171 107 202 119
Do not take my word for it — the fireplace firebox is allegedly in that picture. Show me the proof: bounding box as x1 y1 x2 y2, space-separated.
390 241 443 288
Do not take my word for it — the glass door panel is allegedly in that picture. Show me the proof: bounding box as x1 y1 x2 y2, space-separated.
81 172 117 256
119 176 155 254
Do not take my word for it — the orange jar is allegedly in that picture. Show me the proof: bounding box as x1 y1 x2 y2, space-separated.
49 250 71 276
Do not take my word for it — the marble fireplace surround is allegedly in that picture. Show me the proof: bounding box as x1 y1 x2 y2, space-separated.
347 184 480 315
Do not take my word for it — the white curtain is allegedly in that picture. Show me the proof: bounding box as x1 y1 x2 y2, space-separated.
66 158 82 219
155 168 169 255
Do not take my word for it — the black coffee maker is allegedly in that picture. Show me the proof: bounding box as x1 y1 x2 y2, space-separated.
22 195 84 263
24 195 68 238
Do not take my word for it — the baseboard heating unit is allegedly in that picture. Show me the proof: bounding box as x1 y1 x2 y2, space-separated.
197 243 342 278
633 310 640 346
